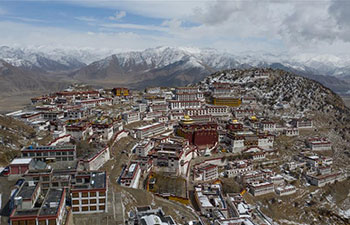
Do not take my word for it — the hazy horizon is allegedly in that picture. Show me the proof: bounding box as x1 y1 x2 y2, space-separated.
0 0 350 55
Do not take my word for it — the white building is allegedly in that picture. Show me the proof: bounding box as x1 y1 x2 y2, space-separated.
307 138 332 151
135 139 154 157
168 100 202 110
122 111 141 124
249 182 274 196
134 123 166 139
120 162 142 189
194 163 219 182
71 171 108 214
284 128 299 137
275 185 296 196
206 105 230 117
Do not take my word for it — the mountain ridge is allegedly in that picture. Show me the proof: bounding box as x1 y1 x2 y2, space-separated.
71 46 350 93
1 45 350 94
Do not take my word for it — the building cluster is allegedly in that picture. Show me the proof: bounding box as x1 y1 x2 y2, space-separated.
2 70 349 225
126 206 176 225
194 184 255 224
3 85 123 225
283 151 346 187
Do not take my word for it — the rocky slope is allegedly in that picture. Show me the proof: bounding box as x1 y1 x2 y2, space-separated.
199 69 350 152
0 115 36 165
199 68 347 113
0 59 68 97
199 68 350 224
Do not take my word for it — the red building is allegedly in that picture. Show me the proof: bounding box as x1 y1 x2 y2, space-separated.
176 116 218 147
226 120 243 131
8 158 33 175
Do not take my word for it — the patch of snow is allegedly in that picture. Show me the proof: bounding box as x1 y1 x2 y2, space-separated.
338 209 350 219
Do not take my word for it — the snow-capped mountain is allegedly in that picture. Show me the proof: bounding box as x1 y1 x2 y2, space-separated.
75 46 350 76
1 45 350 93
71 46 350 93
0 46 115 72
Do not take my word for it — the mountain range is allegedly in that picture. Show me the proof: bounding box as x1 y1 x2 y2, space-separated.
1 45 350 94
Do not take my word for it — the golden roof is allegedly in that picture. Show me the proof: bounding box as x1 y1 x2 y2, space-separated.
182 114 194 124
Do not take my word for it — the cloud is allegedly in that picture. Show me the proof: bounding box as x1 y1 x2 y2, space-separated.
193 1 242 25
75 16 97 22
279 3 336 45
4 16 46 23
69 0 207 20
186 0 350 52
2 0 350 55
109 11 126 21
0 21 176 51
329 0 350 42
102 23 168 32
329 0 350 28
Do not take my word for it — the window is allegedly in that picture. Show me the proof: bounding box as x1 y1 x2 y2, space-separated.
99 205 105 211
82 192 88 197
72 200 79 205
27 220 36 225
82 206 89 211
90 206 97 211
38 221 46 225
73 207 80 212
99 198 105 203
48 219 56 225
90 192 96 197
12 222 19 225
99 191 106 196
82 199 88 204
90 199 97 204
72 193 79 198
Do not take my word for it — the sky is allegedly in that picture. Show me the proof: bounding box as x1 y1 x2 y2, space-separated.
0 0 350 55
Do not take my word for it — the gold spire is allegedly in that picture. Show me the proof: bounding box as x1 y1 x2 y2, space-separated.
182 114 194 124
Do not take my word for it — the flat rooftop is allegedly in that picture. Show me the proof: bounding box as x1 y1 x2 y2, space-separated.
39 188 64 216
73 171 106 190
12 188 64 218
22 145 76 151
17 182 37 200
136 122 162 131
10 158 32 165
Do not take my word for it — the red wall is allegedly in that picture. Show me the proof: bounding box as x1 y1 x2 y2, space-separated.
10 165 29 175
